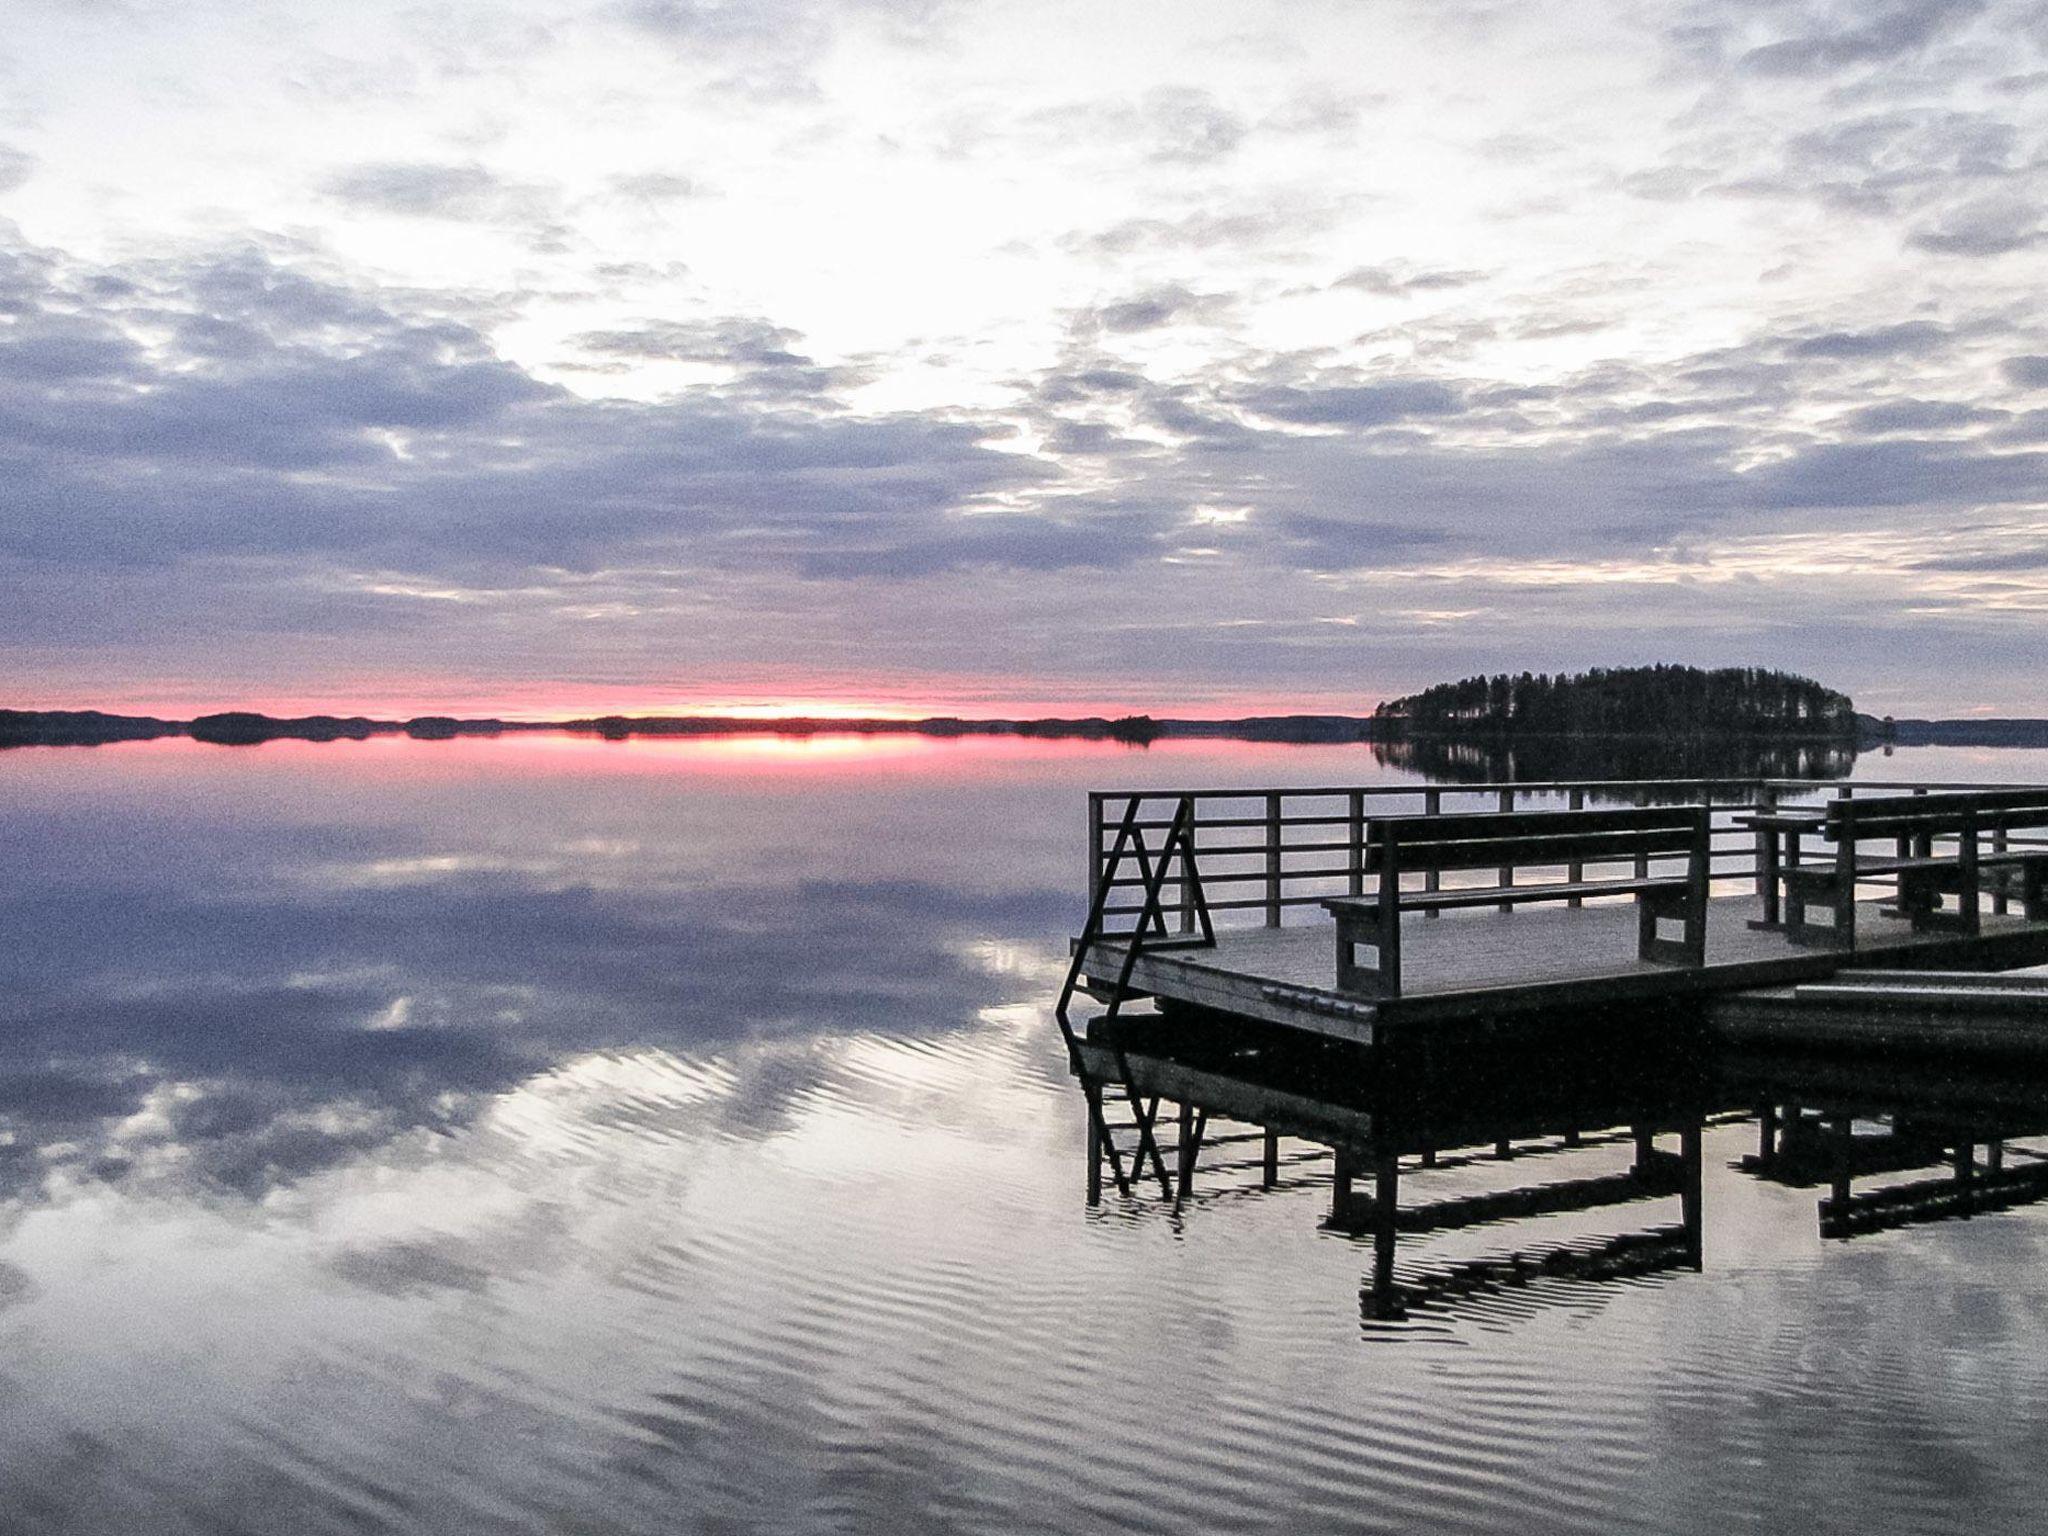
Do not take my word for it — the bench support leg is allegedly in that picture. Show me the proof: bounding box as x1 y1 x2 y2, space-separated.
1334 903 1399 998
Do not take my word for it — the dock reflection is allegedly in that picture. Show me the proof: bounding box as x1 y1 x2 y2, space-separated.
1723 1051 2048 1239
1071 1017 1714 1323
1073 1017 2048 1329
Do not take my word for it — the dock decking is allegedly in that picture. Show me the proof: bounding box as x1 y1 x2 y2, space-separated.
1081 893 2048 1042
1061 778 2048 1047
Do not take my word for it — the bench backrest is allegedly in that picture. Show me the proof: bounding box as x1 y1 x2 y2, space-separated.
1368 805 1709 875
1824 789 2048 841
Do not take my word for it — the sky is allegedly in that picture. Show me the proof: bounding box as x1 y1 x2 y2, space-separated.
1 0 2046 718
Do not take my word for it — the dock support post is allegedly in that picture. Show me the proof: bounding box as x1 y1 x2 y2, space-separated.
1086 1094 1103 1205
1830 1116 1853 1215
1262 1128 1280 1188
1372 1154 1400 1303
1633 1126 1656 1170
1681 1125 1704 1268
1759 1104 1778 1161
1265 792 1282 927
1988 1140 2005 1173
1332 1147 1355 1220
1494 1137 1513 1160
1177 1101 1198 1197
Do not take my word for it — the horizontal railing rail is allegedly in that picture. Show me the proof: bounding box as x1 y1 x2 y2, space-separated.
1084 777 2048 935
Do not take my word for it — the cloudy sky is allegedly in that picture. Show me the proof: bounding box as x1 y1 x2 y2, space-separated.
3 0 2046 717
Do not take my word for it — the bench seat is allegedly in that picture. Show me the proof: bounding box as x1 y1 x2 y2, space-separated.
1784 792 2048 947
1324 804 1711 998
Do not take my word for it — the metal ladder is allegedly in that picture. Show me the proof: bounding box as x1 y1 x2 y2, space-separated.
1055 794 1215 1198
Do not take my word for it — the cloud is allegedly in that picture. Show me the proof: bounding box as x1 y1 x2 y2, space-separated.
0 145 33 195
1033 87 1248 168
1742 438 2048 509
1784 321 1956 360
1236 378 1466 428
320 161 565 247
1088 284 1231 334
1845 398 2001 432
2004 356 2048 388
1739 0 1987 77
608 171 707 202
1333 265 1487 297
1908 195 2044 255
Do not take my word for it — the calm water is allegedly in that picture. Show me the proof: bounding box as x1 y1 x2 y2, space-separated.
4 735 2048 1534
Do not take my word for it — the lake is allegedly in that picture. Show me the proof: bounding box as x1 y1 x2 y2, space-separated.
4 735 2048 1534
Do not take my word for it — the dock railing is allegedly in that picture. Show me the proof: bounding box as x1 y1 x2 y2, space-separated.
1086 777 2048 936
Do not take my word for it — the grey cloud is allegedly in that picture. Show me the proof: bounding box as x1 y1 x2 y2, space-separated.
0 145 33 195
609 171 707 202
571 316 874 398
0 312 140 380
1068 202 1334 257
1238 378 1465 428
1741 0 1986 76
1090 285 1230 333
0 237 1063 585
1908 195 2044 255
321 160 561 238
1334 265 1487 297
1906 545 2048 572
1034 87 1248 170
1742 438 2048 508
1846 399 2002 432
1261 88 1382 136
1748 109 2023 215
1141 87 1247 165
2004 356 2048 388
1785 321 1953 360
796 501 1175 578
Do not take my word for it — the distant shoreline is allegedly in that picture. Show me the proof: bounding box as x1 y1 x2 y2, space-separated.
6 707 2048 750
0 707 1377 749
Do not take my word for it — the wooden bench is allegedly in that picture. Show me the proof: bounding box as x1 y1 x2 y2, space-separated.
1321 805 1712 999
1784 789 2048 949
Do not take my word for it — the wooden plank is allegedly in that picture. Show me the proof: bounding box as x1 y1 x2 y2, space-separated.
1374 804 1705 839
1327 876 1685 913
1378 828 1698 871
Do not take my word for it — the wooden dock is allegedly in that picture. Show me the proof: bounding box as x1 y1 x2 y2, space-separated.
1058 777 2048 1049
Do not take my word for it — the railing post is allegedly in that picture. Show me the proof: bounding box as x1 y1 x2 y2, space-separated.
1755 782 1778 894
1424 788 1441 914
1179 798 1198 933
1265 791 1282 927
1635 785 1650 881
1347 790 1365 898
1568 786 1585 907
1994 819 2010 915
1497 786 1514 912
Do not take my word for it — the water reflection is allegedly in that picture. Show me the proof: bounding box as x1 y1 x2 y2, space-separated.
1072 1018 1713 1326
1724 1052 2048 1240
1072 1015 2048 1332
1372 733 1857 785
8 736 2048 1533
